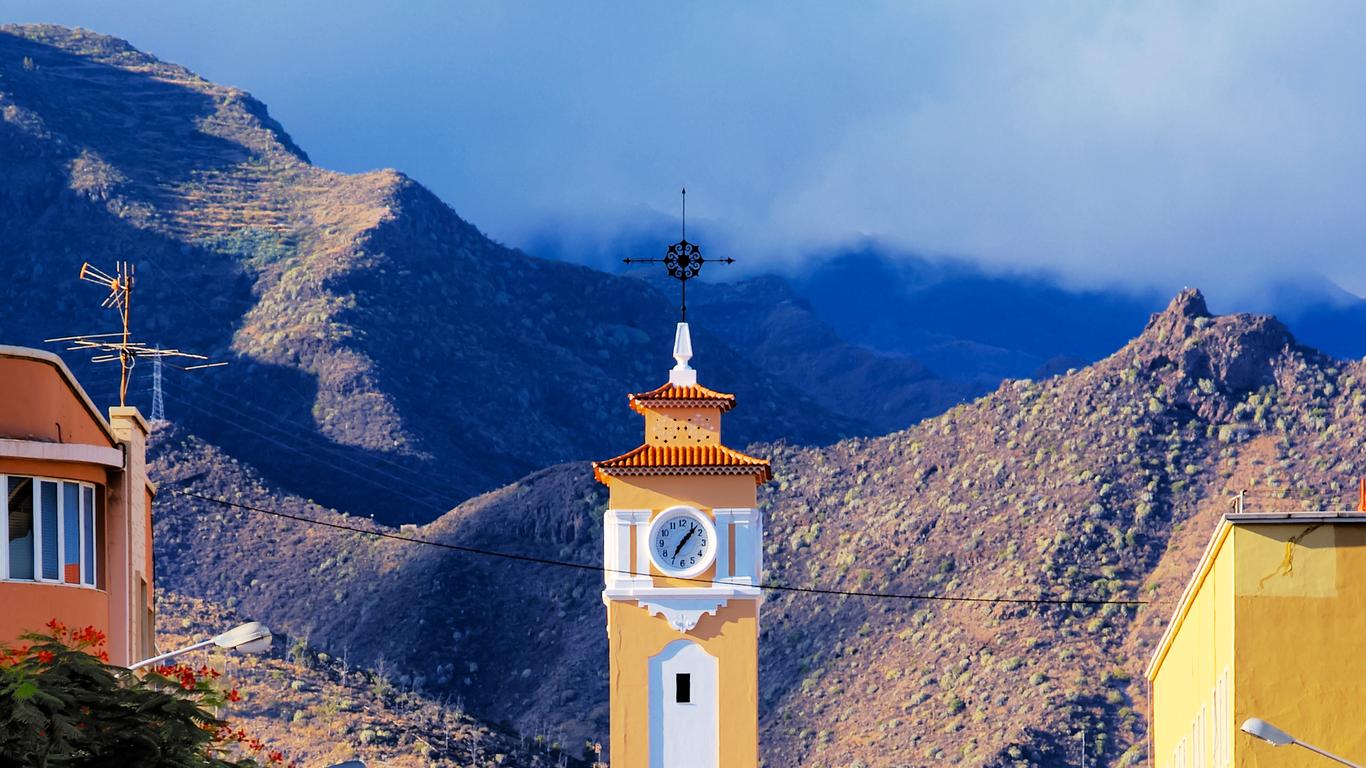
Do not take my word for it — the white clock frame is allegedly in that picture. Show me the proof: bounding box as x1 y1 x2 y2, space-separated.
603 507 762 633
646 505 717 578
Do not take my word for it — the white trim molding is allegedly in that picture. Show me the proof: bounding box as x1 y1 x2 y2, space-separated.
603 585 762 632
649 639 718 768
0 439 123 469
714 507 761 586
602 506 763 633
604 509 651 591
642 595 728 632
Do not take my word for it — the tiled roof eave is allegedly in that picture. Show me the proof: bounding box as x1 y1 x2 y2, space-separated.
592 441 774 485
628 382 737 413
629 397 736 413
595 465 767 477
593 464 772 485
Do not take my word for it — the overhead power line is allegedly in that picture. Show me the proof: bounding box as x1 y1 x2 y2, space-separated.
167 488 1148 607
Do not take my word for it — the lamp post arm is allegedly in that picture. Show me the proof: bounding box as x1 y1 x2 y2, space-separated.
127 638 216 671
1295 740 1365 768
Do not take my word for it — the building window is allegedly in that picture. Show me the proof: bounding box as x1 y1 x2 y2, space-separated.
39 480 59 580
62 482 80 583
2 475 98 588
82 485 96 586
675 673 691 703
7 477 34 580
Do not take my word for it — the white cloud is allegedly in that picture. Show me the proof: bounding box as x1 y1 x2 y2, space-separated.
766 2 1366 296
12 1 1366 297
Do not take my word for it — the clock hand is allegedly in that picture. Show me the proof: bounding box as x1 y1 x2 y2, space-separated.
673 525 696 558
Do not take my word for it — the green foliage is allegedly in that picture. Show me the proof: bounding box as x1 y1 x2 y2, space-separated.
195 228 292 268
0 624 263 768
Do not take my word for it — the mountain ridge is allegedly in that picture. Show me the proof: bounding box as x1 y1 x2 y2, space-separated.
0 23 893 523
153 288 1366 766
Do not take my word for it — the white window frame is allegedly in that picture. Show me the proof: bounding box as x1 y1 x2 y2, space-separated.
1 474 100 590
1199 705 1208 768
0 475 7 581
81 484 96 587
1218 669 1230 766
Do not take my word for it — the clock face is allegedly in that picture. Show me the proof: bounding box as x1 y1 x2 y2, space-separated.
649 507 716 577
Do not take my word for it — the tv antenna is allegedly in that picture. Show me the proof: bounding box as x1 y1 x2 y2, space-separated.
46 261 226 407
622 188 734 321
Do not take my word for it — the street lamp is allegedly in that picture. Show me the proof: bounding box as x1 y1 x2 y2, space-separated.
127 621 273 671
1241 718 1363 768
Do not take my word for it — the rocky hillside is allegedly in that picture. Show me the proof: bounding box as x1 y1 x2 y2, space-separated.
152 289 1366 766
156 593 593 767
0 24 887 524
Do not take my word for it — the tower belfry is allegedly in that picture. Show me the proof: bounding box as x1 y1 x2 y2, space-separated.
596 217 769 768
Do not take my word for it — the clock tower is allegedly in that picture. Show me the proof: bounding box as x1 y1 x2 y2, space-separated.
594 322 770 768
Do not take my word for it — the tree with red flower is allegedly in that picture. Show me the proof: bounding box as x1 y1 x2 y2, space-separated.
0 620 294 767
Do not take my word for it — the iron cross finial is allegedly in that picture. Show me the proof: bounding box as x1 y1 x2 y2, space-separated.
622 189 735 321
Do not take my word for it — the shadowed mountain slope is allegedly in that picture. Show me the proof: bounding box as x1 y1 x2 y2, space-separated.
788 248 1164 383
689 276 983 433
154 289 1366 765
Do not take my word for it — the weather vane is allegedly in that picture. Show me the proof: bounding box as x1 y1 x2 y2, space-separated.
623 188 734 321
47 261 226 407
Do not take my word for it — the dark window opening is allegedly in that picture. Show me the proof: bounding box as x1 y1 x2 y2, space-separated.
675 673 691 703
7 477 34 580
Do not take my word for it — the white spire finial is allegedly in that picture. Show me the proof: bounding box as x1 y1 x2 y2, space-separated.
670 322 696 386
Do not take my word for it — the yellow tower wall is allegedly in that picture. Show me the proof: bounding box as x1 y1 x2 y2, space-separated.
609 474 757 512
608 598 759 768
604 471 763 767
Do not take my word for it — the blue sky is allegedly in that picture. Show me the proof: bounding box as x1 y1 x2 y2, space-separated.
8 2 1366 297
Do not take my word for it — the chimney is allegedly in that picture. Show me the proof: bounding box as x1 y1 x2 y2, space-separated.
1358 478 1365 512
108 406 155 666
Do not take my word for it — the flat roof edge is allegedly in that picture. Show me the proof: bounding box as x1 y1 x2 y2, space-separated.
1226 511 1366 523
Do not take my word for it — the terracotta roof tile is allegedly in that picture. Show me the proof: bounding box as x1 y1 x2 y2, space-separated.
628 382 736 414
593 443 772 485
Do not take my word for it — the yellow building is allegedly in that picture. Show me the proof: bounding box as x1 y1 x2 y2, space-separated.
593 323 771 768
1145 509 1366 768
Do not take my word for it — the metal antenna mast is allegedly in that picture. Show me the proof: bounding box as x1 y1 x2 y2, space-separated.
622 189 734 321
150 348 166 423
48 261 227 407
